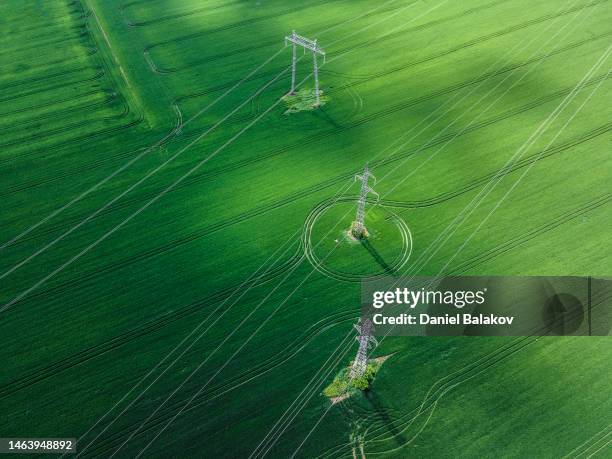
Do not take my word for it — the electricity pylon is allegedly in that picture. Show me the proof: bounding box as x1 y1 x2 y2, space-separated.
351 163 379 239
284 31 326 105
350 318 378 379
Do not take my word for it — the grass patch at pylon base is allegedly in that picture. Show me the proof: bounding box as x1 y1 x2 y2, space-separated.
323 359 384 401
282 88 329 113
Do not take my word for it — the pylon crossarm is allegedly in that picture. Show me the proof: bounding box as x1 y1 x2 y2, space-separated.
355 172 376 184
285 33 325 56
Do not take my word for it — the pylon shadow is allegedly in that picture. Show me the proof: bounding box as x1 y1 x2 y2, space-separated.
364 390 406 446
316 105 343 128
361 239 395 275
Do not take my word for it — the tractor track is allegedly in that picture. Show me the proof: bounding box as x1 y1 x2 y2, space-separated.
119 0 243 27
0 115 144 174
144 0 605 76
5 119 608 312
0 0 145 170
78 310 359 458
6 8 604 191
1 0 84 27
0 97 132 151
1 0 607 454
81 239 612 458
302 204 412 282
0 94 118 135
171 29 611 132
450 193 612 274
5 87 608 283
0 250 303 400
0 63 100 93
1 50 100 85
3 194 607 455
0 88 105 119
0 69 104 107
141 0 415 73
159 54 612 202
159 25 610 105
0 32 89 60
0 19 88 47
143 0 507 74
127 0 343 29
1 193 607 409
321 291 612 458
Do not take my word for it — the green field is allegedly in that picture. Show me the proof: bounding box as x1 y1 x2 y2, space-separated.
1 0 611 457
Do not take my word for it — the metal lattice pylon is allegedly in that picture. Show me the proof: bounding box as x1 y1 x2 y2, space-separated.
350 318 378 379
284 31 326 105
352 163 379 239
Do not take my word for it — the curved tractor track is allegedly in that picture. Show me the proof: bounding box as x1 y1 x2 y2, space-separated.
0 5 145 168
2 196 608 457
80 237 612 459
7 29 608 198
10 120 609 314
3 190 607 403
7 69 609 251
302 201 413 282
321 291 612 458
